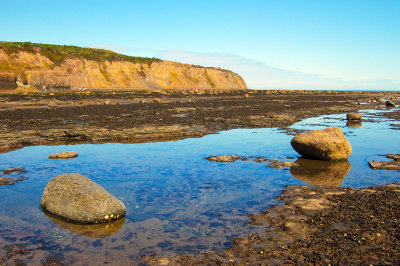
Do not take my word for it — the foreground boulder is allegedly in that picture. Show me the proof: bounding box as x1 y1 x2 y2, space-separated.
41 173 126 223
48 151 78 159
291 127 352 160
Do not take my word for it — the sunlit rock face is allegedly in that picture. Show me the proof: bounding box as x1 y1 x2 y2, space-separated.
0 49 247 91
290 158 351 187
291 127 352 161
41 173 126 224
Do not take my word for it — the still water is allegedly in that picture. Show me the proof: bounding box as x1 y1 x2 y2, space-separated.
1 109 399 264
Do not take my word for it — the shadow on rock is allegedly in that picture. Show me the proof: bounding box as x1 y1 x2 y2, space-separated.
44 211 125 238
290 158 351 187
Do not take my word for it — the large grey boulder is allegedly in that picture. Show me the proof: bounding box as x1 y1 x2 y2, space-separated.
41 173 126 223
291 127 352 160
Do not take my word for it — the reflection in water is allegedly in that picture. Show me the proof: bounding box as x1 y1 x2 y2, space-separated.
290 158 351 187
45 211 125 238
346 121 362 128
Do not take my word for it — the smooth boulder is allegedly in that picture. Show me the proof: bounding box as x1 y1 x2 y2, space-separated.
291 127 352 160
41 173 126 223
346 113 362 121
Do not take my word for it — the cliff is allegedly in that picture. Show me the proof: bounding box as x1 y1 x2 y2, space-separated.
0 42 247 92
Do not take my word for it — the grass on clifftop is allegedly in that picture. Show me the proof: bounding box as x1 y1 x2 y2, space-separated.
0 41 161 65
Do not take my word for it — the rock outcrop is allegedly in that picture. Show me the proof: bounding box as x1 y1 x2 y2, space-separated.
0 46 247 92
369 154 400 171
291 127 352 160
41 173 126 223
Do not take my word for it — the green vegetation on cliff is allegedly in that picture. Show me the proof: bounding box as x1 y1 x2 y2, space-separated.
0 41 161 65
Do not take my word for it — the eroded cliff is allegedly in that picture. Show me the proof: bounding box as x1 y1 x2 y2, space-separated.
0 43 247 92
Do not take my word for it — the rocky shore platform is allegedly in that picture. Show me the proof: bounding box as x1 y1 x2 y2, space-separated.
0 90 399 153
169 183 400 265
1 89 399 265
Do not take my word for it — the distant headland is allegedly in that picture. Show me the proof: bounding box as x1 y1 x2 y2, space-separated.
0 41 247 93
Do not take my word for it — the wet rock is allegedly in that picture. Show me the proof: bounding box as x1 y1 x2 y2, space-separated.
291 127 352 160
386 100 396 107
290 158 351 187
0 177 17 185
386 154 400 161
346 113 362 120
41 173 126 223
266 159 298 169
48 101 57 108
2 167 25 175
369 155 400 170
48 151 78 160
206 155 241 162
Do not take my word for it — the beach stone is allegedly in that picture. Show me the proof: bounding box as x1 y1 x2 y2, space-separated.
386 101 396 107
346 113 362 120
41 173 126 223
48 151 78 159
291 127 352 160
206 155 241 162
369 161 400 171
2 167 25 175
0 177 17 185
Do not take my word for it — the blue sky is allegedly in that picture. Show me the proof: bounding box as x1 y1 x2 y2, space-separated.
1 0 399 89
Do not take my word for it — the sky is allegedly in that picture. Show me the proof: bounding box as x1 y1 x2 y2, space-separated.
1 0 399 90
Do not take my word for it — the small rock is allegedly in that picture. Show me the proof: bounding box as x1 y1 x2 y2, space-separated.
153 98 161 103
266 159 297 169
104 100 111 105
291 127 352 160
386 154 400 161
346 113 362 121
386 101 396 107
206 155 241 162
0 177 17 185
48 101 57 108
2 167 25 175
244 94 249 98
369 161 400 171
369 154 400 170
48 151 78 160
41 173 126 223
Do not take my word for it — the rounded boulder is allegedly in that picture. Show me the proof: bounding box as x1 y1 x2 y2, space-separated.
291 127 352 160
41 173 126 223
346 113 362 121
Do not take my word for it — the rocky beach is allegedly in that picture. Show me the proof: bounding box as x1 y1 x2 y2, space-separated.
0 89 399 265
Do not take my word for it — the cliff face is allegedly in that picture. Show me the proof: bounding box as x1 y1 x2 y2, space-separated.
0 49 247 91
